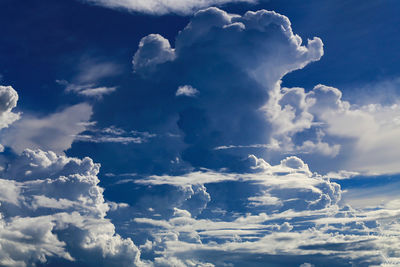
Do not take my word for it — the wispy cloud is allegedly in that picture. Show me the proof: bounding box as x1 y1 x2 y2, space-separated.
57 58 121 98
80 0 256 15
75 125 156 144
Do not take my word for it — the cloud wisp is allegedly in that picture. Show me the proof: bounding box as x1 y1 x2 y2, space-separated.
80 0 256 15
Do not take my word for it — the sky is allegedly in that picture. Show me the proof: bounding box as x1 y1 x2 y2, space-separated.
0 0 400 266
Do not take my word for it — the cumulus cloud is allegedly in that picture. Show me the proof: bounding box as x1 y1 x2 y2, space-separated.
80 0 256 15
129 6 400 175
0 86 142 267
0 85 20 130
176 85 199 97
128 7 323 171
127 155 400 266
265 83 400 174
0 149 141 267
133 34 176 73
1 103 93 154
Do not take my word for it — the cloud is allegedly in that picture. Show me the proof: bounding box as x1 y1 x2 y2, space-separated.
57 59 121 98
0 148 142 267
80 0 256 15
58 80 118 98
176 85 199 97
0 86 143 266
1 103 93 154
75 125 156 145
2 6 399 267
133 34 176 73
127 7 323 171
126 155 400 266
260 82 400 174
0 86 20 130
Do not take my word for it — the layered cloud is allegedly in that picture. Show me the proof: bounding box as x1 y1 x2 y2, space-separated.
80 0 256 15
124 155 400 266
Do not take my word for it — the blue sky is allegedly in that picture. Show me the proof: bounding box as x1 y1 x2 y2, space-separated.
0 0 400 266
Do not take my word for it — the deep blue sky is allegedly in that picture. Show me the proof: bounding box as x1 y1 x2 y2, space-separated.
1 1 400 266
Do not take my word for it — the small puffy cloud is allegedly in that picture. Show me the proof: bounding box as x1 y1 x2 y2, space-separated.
176 85 199 97
133 34 176 73
81 0 255 15
0 85 20 129
1 103 93 154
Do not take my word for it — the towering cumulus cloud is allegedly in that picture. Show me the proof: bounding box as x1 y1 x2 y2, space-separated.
116 7 399 266
0 86 141 266
130 7 323 171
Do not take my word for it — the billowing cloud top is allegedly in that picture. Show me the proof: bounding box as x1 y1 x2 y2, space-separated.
0 86 20 130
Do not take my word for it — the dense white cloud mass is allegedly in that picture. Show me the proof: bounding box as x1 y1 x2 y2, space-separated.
1 103 92 154
0 87 141 267
81 0 256 15
0 149 141 267
265 83 400 174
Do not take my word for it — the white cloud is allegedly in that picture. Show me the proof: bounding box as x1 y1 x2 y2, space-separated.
0 87 141 266
130 156 400 266
1 103 93 154
176 85 199 97
263 82 400 174
133 34 176 73
0 148 141 267
81 0 256 15
130 7 324 172
57 59 121 98
61 82 118 98
74 125 156 145
0 86 20 130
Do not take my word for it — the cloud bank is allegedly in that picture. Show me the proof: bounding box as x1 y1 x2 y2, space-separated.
0 86 142 267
